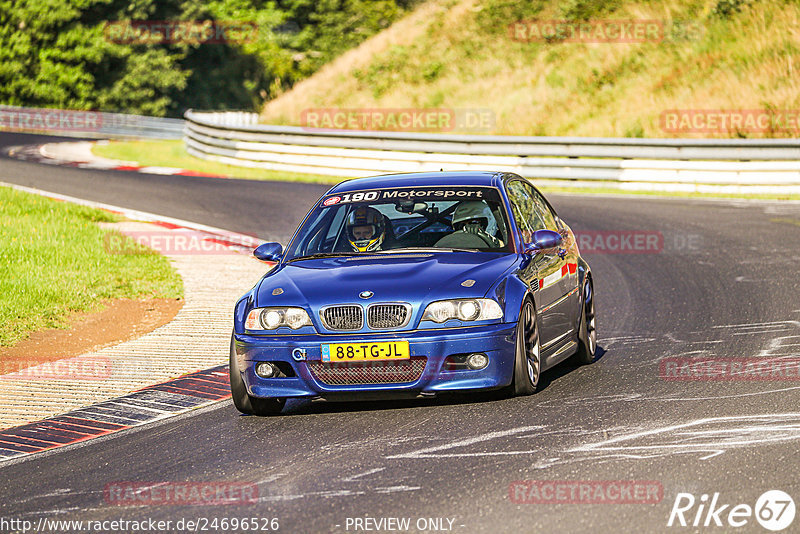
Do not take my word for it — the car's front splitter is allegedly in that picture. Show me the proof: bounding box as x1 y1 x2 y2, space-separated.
233 323 517 399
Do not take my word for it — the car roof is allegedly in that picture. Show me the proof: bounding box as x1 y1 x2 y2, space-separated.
328 171 507 194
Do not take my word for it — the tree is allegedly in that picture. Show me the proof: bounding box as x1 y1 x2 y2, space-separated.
0 0 419 115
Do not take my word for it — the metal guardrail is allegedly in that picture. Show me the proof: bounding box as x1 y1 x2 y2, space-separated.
183 110 800 190
0 105 184 139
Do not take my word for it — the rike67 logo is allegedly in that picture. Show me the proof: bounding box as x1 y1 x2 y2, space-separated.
668 490 795 531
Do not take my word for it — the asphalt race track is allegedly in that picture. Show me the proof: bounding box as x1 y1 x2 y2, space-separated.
2 132 800 533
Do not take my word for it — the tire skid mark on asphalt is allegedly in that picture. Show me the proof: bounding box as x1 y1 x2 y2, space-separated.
552 413 800 465
21 506 84 517
713 321 793 327
597 335 657 348
385 425 542 459
252 464 422 503
383 322 800 466
318 434 426 453
340 467 386 482
255 485 421 504
374 485 423 493
537 394 645 408
381 413 800 469
0 366 231 462
757 332 800 358
599 320 800 371
10 488 78 507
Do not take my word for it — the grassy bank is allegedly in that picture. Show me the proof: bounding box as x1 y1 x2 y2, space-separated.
260 0 800 138
0 187 183 346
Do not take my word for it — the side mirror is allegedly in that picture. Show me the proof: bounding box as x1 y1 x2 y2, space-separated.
253 242 283 262
524 229 563 254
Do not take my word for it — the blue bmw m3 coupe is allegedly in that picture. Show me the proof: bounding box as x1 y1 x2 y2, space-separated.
230 171 596 415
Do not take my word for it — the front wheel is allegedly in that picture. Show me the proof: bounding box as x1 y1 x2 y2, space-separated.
230 334 286 416
573 276 597 365
511 299 541 396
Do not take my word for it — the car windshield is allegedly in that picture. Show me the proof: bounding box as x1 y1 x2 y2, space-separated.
285 186 513 261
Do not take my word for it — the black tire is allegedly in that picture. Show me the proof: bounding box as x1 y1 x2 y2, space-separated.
229 334 286 416
511 299 541 396
573 276 597 365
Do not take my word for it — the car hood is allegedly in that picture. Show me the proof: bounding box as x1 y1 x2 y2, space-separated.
255 252 517 309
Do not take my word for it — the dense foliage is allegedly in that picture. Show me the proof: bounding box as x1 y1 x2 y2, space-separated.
0 0 418 116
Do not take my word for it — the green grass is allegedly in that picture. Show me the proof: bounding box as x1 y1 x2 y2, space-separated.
0 187 183 347
92 140 340 184
93 139 800 201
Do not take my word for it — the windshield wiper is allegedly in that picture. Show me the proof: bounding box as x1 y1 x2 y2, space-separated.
286 252 358 262
288 248 482 262
374 247 479 254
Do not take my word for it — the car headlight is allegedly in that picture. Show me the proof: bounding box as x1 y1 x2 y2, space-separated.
421 299 503 324
245 307 312 330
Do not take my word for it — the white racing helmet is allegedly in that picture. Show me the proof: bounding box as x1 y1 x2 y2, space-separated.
451 201 497 235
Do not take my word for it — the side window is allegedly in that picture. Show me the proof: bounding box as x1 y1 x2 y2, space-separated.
506 181 546 242
322 205 347 252
325 206 347 241
528 187 559 230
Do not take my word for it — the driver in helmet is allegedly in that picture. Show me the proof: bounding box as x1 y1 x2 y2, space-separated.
346 206 386 252
436 201 503 249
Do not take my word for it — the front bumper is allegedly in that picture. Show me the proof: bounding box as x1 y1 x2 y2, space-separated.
233 322 517 399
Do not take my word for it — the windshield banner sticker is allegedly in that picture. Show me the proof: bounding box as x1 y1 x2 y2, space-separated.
322 188 486 206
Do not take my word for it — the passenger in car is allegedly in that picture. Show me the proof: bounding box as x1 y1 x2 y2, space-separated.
434 201 504 249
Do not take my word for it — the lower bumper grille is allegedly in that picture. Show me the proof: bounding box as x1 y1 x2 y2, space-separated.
308 357 427 385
